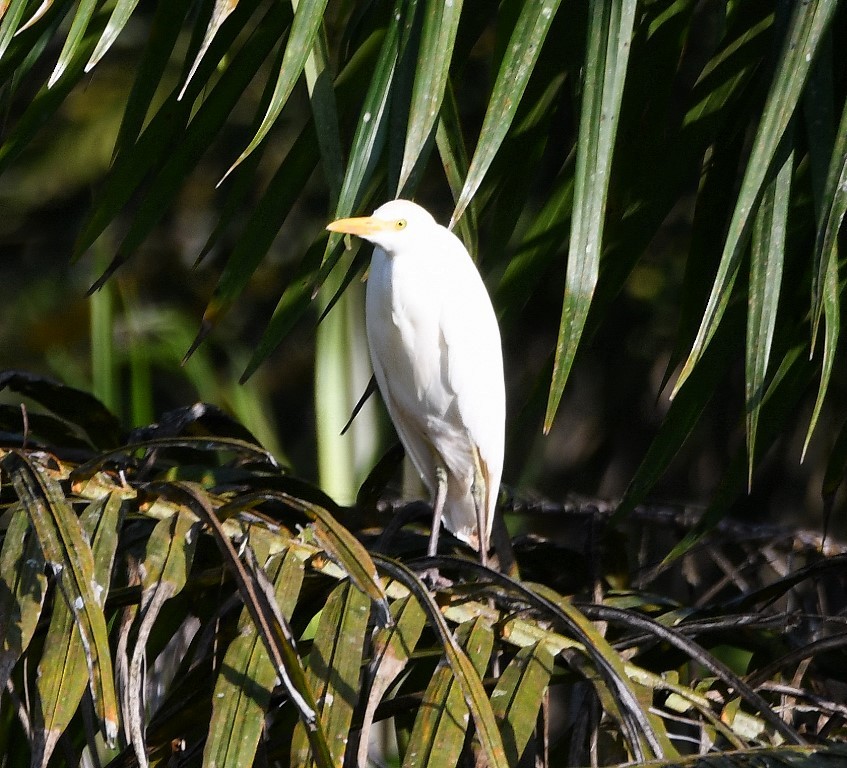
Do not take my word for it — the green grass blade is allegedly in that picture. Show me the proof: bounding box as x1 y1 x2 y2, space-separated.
804 48 846 459
333 15 400 221
543 0 636 433
745 142 791 488
178 0 239 98
301 11 344 206
490 642 555 766
12 0 55 35
373 555 509 768
435 77 477 255
397 0 462 193
291 582 371 767
0 507 47 691
613 304 740 522
90 240 117 416
671 0 839 398
241 239 328 383
404 618 493 768
74 0 265 264
315 276 374 503
205 547 305 768
86 0 142 71
450 0 561 229
224 0 328 176
74 95 192 262
661 130 744 392
0 11 102 174
241 21 398 381
190 119 319 351
484 70 566 266
667 343 815 562
495 167 573 328
357 595 426 767
32 494 122 768
0 0 30 61
47 0 97 86
91 4 288 291
111 0 191 156
291 7 360 504
384 0 420 196
3 452 119 744
190 31 298 273
803 257 839 461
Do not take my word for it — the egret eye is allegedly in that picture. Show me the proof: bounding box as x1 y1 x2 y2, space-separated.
395 219 407 230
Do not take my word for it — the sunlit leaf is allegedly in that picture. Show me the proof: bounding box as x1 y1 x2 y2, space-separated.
3 452 119 744
0 11 102 172
490 642 555 766
179 0 238 98
189 119 319 355
357 595 426 766
204 547 305 768
0 0 29 61
532 582 672 760
15 0 53 34
804 42 846 458
74 0 268 265
332 12 401 221
290 581 371 767
47 0 98 87
241 19 400 381
89 2 289 291
86 0 143 71
450 0 562 229
373 555 509 768
225 0 328 176
745 142 791 487
0 507 47 691
544 0 637 433
111 0 191 156
404 617 493 768
672 0 839 398
31 494 123 768
436 77 477 255
300 2 343 205
167 482 334 768
397 0 463 193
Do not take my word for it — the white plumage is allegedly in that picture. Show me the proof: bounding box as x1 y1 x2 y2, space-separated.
327 200 505 559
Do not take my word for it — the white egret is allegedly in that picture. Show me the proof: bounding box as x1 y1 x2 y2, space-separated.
327 200 505 565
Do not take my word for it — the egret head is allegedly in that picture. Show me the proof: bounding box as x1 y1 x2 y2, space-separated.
326 199 437 255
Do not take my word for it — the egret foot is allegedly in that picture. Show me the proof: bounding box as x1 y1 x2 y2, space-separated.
421 568 452 591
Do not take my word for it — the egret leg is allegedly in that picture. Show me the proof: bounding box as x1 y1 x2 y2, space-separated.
471 479 488 568
429 465 448 557
470 451 488 568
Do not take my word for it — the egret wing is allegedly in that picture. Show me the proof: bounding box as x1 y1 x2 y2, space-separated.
439 251 506 536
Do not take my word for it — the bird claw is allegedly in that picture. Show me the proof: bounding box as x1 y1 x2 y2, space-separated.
421 567 452 591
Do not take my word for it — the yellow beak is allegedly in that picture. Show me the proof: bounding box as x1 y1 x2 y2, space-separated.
326 216 393 237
